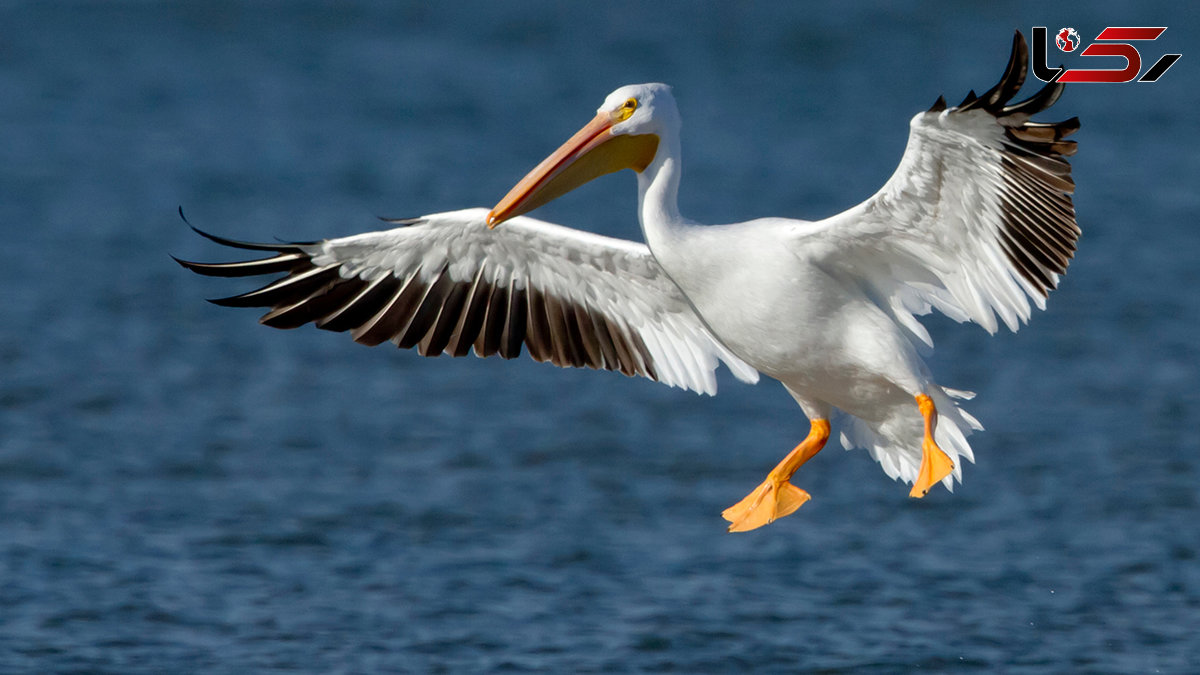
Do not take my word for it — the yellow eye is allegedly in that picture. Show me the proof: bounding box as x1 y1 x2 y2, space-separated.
616 97 638 121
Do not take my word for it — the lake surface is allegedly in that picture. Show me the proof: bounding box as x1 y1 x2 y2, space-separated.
1 1 1197 672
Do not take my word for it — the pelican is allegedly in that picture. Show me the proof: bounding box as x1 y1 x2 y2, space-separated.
178 32 1079 532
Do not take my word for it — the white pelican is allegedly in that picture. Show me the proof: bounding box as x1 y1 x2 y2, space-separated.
178 32 1079 531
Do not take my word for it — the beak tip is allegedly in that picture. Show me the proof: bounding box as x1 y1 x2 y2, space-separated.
485 211 499 229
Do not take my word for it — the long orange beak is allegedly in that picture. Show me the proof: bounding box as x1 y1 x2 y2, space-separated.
486 111 659 228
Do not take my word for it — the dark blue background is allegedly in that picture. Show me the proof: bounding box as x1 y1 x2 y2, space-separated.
2 2 1197 672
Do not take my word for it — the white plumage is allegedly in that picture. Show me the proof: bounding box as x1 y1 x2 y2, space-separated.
180 32 1078 531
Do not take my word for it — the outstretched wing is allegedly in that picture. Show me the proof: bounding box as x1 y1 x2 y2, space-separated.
176 207 759 395
808 31 1080 347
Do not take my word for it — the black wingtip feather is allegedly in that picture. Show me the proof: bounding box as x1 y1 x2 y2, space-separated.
990 31 1028 107
959 32 1025 112
189 224 303 253
1003 79 1064 116
179 206 310 252
173 252 311 278
378 215 425 226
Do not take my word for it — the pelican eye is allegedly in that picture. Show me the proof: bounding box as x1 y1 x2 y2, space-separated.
615 97 638 121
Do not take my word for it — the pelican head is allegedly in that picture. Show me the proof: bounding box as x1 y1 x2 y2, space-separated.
486 83 675 228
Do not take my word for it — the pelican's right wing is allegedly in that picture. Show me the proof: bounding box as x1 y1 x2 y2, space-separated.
176 207 759 395
802 32 1080 348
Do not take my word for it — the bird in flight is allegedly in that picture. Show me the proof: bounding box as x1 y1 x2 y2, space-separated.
178 32 1079 532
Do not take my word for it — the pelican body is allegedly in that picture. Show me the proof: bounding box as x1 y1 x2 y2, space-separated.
179 33 1079 531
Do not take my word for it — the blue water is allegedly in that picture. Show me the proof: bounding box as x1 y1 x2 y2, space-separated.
2 1 1198 672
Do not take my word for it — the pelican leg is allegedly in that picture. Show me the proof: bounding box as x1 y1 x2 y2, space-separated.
909 393 955 497
723 419 830 532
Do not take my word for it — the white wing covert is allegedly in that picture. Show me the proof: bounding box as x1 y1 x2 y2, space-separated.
807 32 1080 348
177 207 759 395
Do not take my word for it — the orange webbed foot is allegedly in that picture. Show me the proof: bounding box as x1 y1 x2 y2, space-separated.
909 393 955 498
909 436 955 498
723 419 830 532
722 479 811 532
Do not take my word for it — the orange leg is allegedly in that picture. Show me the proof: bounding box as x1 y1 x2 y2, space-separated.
909 393 955 498
722 419 830 532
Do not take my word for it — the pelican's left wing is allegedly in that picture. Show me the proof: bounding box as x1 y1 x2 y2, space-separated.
802 31 1080 348
177 207 759 395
